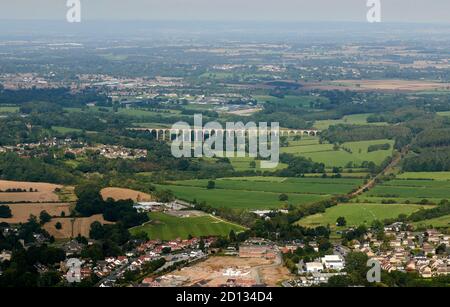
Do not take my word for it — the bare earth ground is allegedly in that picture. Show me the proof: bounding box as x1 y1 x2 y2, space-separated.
44 214 112 239
166 210 207 217
0 180 62 202
165 256 291 287
302 79 450 92
101 187 153 202
226 108 263 116
0 203 71 223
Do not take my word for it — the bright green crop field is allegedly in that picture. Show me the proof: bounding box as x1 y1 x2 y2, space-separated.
156 177 363 210
130 212 246 240
297 203 426 229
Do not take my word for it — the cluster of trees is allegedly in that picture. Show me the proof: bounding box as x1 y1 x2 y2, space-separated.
0 205 12 218
321 124 411 145
0 153 77 184
366 107 427 125
75 183 149 228
407 200 450 222
119 258 166 284
0 244 65 287
0 220 63 287
277 153 326 176
403 146 450 172
367 143 391 152
88 222 131 255
0 116 46 146
0 88 109 107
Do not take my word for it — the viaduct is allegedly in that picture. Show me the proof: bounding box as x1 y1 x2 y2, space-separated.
128 127 320 141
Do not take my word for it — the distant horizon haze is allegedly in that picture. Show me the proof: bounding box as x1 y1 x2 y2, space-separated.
0 0 449 24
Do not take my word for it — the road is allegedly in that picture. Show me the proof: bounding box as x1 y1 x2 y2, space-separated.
350 146 409 197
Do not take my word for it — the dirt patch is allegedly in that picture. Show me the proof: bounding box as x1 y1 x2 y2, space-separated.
302 79 450 92
259 265 292 286
226 108 263 116
101 187 153 202
161 256 291 287
0 203 71 224
44 214 113 239
166 210 207 218
0 180 62 202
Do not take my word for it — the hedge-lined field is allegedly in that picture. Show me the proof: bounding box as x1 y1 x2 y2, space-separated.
130 212 246 240
296 203 426 229
156 177 363 210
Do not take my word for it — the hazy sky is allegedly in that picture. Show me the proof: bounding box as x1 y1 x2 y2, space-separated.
0 0 449 23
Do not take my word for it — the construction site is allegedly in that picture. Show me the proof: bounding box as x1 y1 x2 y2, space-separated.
145 254 292 287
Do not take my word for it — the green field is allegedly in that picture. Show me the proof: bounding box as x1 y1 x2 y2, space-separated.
65 106 181 118
170 177 362 195
130 212 246 240
397 172 450 181
413 215 450 229
367 179 450 199
51 126 83 133
0 106 20 113
355 178 450 205
313 113 388 130
228 157 288 171
156 177 363 210
200 72 273 81
437 111 450 117
297 203 426 229
283 137 394 168
254 95 329 108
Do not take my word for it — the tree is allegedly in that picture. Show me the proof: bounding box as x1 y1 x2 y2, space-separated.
155 189 174 203
39 210 52 225
229 230 237 242
0 205 12 218
55 222 62 230
75 183 104 216
249 160 256 169
207 180 216 190
344 252 370 286
279 194 289 201
435 244 446 255
336 217 347 227
89 221 105 240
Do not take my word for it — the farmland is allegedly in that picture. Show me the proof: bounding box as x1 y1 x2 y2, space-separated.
44 214 112 239
0 203 72 224
397 172 450 181
0 106 20 113
281 137 394 168
0 180 63 202
254 95 329 108
412 215 450 230
296 203 426 229
156 177 363 210
100 187 153 202
357 179 450 204
227 157 288 172
303 79 450 92
130 212 246 240
51 126 83 134
313 113 388 130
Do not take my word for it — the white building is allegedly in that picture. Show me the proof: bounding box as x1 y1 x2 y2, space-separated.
305 262 324 273
321 255 345 271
